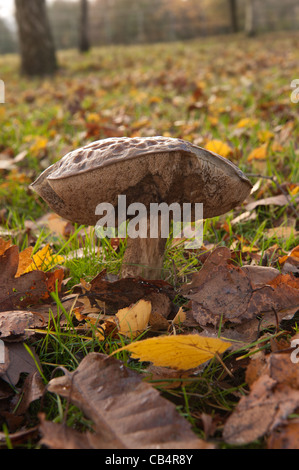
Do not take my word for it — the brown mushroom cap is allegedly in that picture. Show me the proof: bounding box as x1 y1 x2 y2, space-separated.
31 136 252 226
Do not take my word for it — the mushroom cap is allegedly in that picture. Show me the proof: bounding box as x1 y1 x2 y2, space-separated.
30 136 252 226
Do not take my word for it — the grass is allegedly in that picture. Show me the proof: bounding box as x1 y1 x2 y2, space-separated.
0 31 298 448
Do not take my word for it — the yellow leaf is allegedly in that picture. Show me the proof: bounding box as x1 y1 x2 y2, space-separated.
16 246 33 277
86 113 101 123
23 244 64 273
116 299 151 338
29 136 49 156
148 96 162 104
113 334 231 370
0 238 12 256
247 145 267 161
290 186 299 196
257 130 274 143
205 140 232 158
235 118 258 128
172 307 186 325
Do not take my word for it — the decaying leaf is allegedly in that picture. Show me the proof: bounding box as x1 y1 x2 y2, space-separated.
44 353 213 449
87 270 175 312
223 351 299 445
0 243 64 311
114 334 231 370
180 247 299 328
267 420 299 449
0 342 42 386
0 310 44 340
279 245 299 275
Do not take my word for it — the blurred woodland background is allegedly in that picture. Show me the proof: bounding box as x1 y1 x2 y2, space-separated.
1 0 299 62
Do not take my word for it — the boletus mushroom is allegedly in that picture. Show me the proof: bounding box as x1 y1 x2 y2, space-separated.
30 136 252 279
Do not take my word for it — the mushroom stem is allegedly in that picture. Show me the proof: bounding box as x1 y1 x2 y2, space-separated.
121 215 167 280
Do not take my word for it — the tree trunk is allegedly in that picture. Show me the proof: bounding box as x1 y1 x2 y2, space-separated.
79 0 90 53
245 0 257 37
228 0 238 33
15 0 57 76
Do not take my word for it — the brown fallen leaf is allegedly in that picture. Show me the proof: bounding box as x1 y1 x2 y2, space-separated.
0 238 12 255
245 194 298 211
74 270 175 314
144 364 195 390
0 342 42 386
13 371 45 416
0 310 44 340
0 244 64 311
0 427 39 446
223 351 299 445
267 420 299 449
180 246 299 328
279 245 299 275
39 414 121 449
44 353 214 449
265 226 298 240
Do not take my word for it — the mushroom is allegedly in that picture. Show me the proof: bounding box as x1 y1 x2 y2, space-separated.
30 136 252 279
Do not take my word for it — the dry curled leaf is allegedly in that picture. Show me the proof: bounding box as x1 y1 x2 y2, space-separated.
0 243 64 311
116 299 151 338
44 353 213 449
181 247 299 328
223 352 299 445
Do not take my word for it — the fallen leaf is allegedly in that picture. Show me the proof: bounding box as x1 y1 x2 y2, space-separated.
247 145 267 161
279 245 299 275
223 352 299 445
172 307 186 325
0 310 44 340
205 139 232 157
267 420 299 449
113 334 231 370
87 270 174 313
0 245 48 311
180 247 299 329
0 238 12 255
116 299 151 338
23 244 64 273
15 247 33 277
14 372 45 416
0 342 42 386
0 244 64 311
44 353 213 449
245 194 296 211
257 130 274 143
235 118 258 128
265 226 298 240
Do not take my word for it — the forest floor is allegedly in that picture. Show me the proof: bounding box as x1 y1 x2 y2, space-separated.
0 31 298 450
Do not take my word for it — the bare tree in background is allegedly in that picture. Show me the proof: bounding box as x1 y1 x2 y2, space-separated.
245 0 257 36
15 0 57 76
228 0 238 33
79 0 90 53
